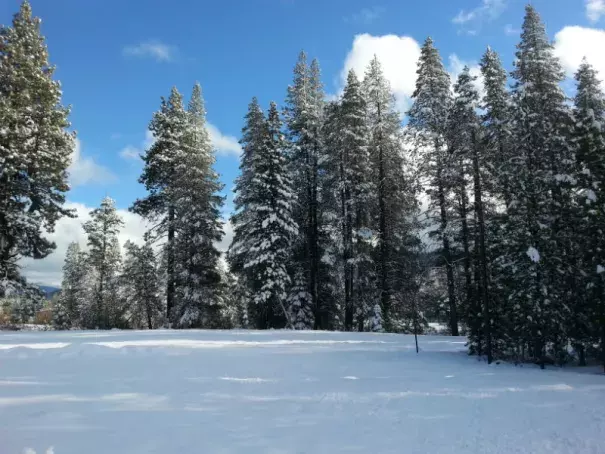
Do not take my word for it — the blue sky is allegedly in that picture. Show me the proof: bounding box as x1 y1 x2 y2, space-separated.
2 0 603 285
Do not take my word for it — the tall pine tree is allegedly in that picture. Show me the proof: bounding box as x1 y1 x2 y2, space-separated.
82 197 124 329
0 0 75 291
408 38 458 335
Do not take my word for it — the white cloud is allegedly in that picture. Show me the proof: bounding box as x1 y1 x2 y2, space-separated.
19 199 235 286
340 33 422 113
119 131 155 162
121 126 240 159
69 139 117 186
448 54 485 97
122 41 177 62
586 0 605 23
207 123 241 156
503 24 520 36
345 6 385 24
119 146 141 161
452 0 507 34
19 202 148 286
554 26 605 89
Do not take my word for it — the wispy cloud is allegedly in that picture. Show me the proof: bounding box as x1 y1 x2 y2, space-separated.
119 131 154 162
120 125 240 160
453 0 507 34
586 0 605 23
504 24 520 36
69 139 117 186
122 40 177 62
345 6 385 24
207 123 241 157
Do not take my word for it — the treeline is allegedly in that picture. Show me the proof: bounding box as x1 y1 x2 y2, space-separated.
2 1 605 370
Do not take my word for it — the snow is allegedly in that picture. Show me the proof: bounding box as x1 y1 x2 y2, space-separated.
526 246 540 263
1 330 604 454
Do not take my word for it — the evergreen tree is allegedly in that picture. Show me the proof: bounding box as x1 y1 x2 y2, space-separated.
573 60 605 370
0 0 75 290
121 240 163 329
56 242 89 327
408 40 458 335
284 52 326 328
449 67 493 362
131 87 187 321
230 100 298 329
323 70 375 331
83 197 124 329
172 83 226 328
288 267 314 329
501 5 574 366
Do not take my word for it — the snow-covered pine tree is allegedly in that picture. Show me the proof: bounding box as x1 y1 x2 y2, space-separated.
121 240 163 329
230 100 298 329
480 47 513 208
172 83 226 328
504 5 574 366
0 0 75 291
229 97 265 277
82 197 124 329
449 67 494 362
323 69 376 331
479 46 515 358
284 52 327 329
131 87 187 322
287 267 314 330
407 41 458 335
56 242 89 327
573 60 605 370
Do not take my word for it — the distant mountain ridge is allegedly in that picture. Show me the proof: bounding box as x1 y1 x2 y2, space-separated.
38 285 60 300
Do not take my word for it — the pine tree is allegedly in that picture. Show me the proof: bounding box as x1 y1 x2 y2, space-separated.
121 240 163 329
284 52 326 328
0 1 75 290
230 100 297 329
408 39 458 335
449 67 493 362
56 242 89 327
323 70 376 331
573 60 605 370
480 46 514 358
83 197 124 329
287 267 314 329
131 87 187 321
172 83 226 328
503 5 574 366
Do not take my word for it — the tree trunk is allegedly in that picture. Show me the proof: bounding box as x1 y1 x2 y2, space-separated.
472 132 492 363
436 159 458 336
167 205 175 323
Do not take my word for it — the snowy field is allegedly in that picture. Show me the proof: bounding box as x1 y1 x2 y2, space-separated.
1 330 604 454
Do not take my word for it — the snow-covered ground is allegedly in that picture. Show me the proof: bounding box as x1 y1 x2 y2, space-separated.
1 330 604 454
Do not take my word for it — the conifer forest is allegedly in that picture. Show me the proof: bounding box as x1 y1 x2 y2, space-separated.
3 1 605 372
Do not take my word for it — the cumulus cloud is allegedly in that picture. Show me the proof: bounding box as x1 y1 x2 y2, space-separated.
207 123 241 156
452 0 507 34
340 33 421 113
448 54 485 97
554 26 605 89
19 202 148 286
20 200 235 286
69 138 117 186
338 34 485 114
586 0 605 23
122 41 177 62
